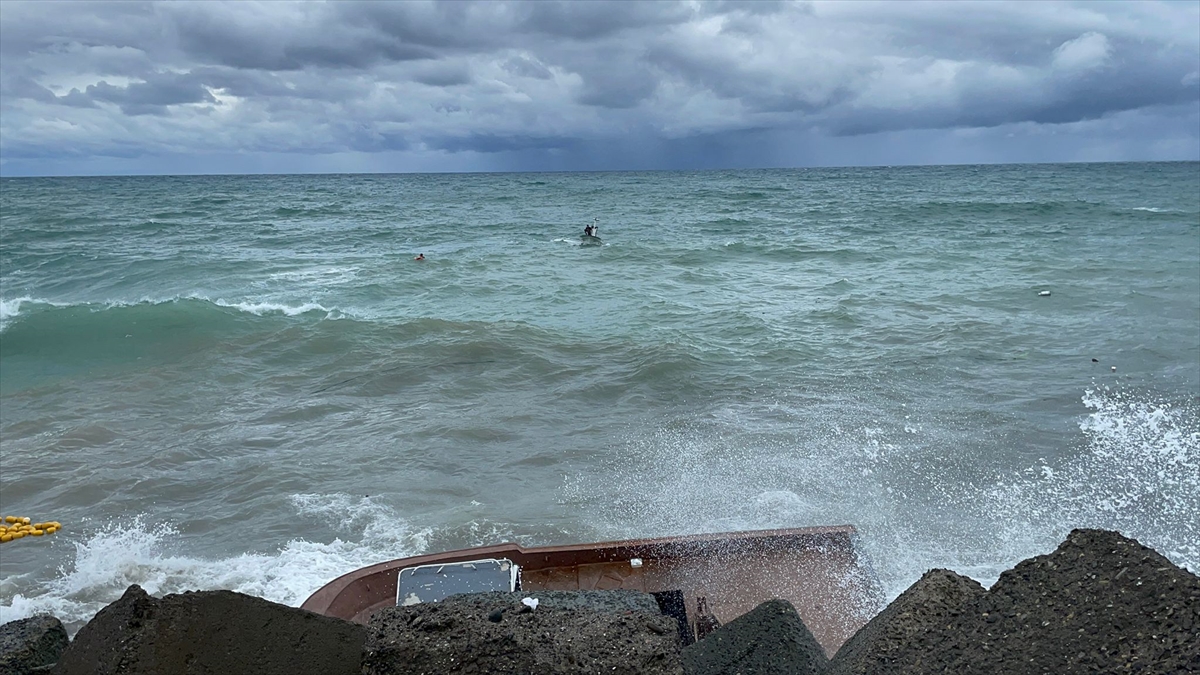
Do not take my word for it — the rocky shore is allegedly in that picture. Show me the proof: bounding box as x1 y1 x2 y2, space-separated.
3 529 1197 674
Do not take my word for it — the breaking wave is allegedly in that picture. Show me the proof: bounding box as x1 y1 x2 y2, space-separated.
0 494 431 633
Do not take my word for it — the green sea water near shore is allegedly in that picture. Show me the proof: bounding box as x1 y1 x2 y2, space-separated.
1 162 1197 630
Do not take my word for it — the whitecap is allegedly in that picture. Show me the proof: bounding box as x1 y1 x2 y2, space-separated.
0 497 431 632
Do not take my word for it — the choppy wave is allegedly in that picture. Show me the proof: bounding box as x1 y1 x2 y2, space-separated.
0 296 77 332
1 164 1195 632
1130 207 1179 213
0 296 32 331
209 298 339 317
0 296 348 335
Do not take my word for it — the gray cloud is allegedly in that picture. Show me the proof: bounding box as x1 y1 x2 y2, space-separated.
83 72 216 115
502 55 553 80
1 0 1196 175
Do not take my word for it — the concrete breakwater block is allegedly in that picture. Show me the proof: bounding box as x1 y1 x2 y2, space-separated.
826 569 985 675
0 614 70 674
829 529 1200 674
363 590 683 675
52 584 367 675
681 599 828 675
941 528 1200 674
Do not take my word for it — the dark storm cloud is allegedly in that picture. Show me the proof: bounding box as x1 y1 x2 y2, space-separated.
410 61 472 88
165 2 438 71
1 75 58 104
0 0 1197 175
83 72 216 116
574 62 659 109
511 0 694 40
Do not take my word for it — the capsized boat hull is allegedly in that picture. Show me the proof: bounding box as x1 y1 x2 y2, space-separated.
580 234 603 245
300 526 881 656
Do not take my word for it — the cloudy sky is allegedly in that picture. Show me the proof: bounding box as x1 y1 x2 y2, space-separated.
1 0 1197 176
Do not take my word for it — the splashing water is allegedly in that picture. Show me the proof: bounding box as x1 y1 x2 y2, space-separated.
563 385 1198 604
984 387 1199 569
0 495 431 631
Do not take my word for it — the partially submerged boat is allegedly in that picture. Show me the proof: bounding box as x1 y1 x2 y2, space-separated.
301 525 881 655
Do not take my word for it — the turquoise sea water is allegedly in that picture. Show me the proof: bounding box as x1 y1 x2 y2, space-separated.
1 162 1198 630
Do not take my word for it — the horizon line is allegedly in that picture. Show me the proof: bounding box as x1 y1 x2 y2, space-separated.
1 158 1196 180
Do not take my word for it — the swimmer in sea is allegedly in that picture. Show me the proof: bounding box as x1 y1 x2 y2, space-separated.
414 253 425 261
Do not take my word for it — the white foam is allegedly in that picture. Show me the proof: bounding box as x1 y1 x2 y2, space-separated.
977 386 1198 575
0 296 32 331
98 295 353 319
0 296 71 331
210 298 336 317
0 294 365 327
265 267 361 285
0 495 431 631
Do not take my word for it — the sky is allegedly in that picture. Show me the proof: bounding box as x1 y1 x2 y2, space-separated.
1 0 1198 176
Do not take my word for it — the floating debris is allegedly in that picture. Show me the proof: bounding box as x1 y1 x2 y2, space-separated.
0 516 61 543
1038 290 1051 297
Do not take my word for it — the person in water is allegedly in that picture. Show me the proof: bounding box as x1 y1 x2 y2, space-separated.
414 253 425 261
583 225 593 237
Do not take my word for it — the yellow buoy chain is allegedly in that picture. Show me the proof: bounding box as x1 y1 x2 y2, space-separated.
0 516 62 543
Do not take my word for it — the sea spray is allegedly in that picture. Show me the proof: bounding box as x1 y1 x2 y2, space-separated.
0 497 432 632
562 384 1199 604
984 386 1199 571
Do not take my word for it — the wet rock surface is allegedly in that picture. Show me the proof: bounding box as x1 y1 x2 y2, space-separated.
827 569 985 675
933 528 1200 674
51 584 366 675
829 529 1200 674
0 615 70 675
681 599 828 675
363 590 682 675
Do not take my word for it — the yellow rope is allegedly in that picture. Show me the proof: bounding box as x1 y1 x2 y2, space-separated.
0 516 62 543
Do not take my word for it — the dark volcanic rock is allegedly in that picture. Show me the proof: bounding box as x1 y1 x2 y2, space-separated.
833 529 1200 674
364 590 683 675
681 599 828 675
827 569 985 675
52 584 367 675
0 615 69 674
935 529 1200 674
437 588 665 615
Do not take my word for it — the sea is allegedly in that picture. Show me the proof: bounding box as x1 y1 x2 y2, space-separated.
1 162 1197 632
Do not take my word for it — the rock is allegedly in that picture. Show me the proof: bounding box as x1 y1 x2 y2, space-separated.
363 590 683 674
52 584 367 675
833 529 1200 674
827 569 985 675
681 599 827 675
934 529 1200 674
0 615 69 674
